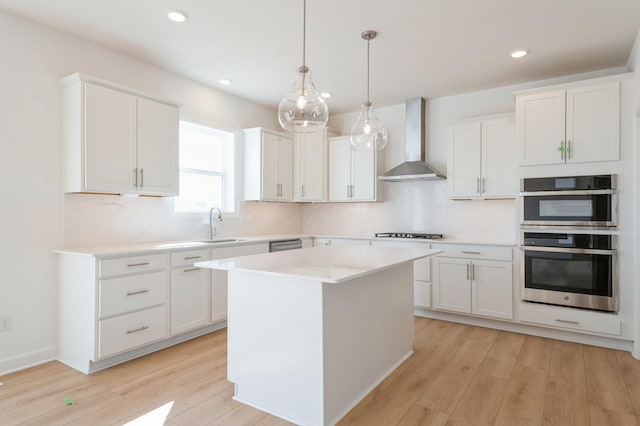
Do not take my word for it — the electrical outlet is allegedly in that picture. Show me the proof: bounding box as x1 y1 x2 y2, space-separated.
0 315 11 332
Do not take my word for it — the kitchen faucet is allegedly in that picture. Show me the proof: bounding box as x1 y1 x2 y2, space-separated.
208 206 223 239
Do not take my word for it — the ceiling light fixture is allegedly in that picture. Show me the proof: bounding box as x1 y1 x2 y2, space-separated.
167 9 188 23
510 49 528 58
350 30 387 151
278 0 328 133
219 78 232 86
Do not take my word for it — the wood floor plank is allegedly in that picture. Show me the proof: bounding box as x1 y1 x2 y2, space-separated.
447 373 509 425
543 395 590 426
206 403 270 426
414 326 499 414
477 330 525 379
517 335 553 371
546 340 588 400
493 365 547 425
168 384 236 425
583 345 634 414
616 350 640 418
588 404 638 426
397 404 449 426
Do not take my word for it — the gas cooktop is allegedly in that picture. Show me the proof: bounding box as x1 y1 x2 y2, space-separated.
375 232 444 240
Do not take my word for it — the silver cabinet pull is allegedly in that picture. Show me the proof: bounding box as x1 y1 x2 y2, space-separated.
566 140 571 160
133 168 139 188
126 289 149 296
555 319 579 325
183 267 200 273
139 168 144 188
301 184 305 198
127 262 150 267
466 263 470 280
482 178 486 193
471 264 475 281
476 178 480 194
559 140 565 161
126 325 149 335
184 256 202 260
461 251 481 255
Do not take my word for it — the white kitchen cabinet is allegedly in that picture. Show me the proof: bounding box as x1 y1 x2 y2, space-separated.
313 237 371 247
210 242 270 323
293 129 337 202
170 249 210 336
244 127 293 201
448 115 515 199
518 302 621 337
515 78 620 165
432 244 513 320
60 73 179 196
329 136 383 202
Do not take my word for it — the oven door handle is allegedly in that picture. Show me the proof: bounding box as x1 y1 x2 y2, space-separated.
520 189 616 197
521 246 616 256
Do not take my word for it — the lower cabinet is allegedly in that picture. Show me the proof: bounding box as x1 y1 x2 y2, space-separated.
210 243 270 323
170 248 210 335
432 244 513 320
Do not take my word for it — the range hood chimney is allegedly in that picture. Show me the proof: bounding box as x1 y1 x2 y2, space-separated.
378 97 446 182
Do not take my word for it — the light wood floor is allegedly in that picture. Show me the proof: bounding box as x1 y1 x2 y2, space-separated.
2 318 640 425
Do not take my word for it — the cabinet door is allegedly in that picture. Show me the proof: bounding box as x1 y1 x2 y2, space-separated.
352 147 375 200
516 90 566 165
329 136 351 201
84 83 137 193
137 98 179 196
566 82 620 163
432 257 471 313
295 132 326 201
170 267 210 335
261 132 280 200
482 117 515 198
471 260 513 320
277 136 294 201
449 122 482 198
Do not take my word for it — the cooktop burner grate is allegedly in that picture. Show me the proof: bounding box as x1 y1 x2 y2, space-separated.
375 232 444 240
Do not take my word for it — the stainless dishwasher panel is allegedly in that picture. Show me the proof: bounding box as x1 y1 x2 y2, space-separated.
269 239 303 252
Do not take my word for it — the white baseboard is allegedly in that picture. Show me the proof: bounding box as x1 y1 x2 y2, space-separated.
0 345 58 376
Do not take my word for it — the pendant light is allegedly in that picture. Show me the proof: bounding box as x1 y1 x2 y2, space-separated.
278 0 328 133
350 30 388 151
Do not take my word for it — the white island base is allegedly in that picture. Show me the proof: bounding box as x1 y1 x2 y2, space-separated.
197 246 441 426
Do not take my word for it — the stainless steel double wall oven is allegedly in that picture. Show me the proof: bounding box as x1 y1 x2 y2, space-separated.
520 175 617 312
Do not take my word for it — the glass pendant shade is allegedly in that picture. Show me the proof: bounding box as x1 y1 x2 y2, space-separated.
278 66 328 133
350 101 388 151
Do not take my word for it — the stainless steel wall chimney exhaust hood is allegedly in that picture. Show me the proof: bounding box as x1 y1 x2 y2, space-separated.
378 97 446 182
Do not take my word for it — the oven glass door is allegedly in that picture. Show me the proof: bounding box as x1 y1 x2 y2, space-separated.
523 248 612 297
522 193 613 226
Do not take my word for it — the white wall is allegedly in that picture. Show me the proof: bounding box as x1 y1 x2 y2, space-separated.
0 10 302 374
305 68 625 243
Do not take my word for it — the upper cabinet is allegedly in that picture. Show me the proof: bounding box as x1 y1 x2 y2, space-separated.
244 127 293 201
60 73 180 196
328 136 384 202
448 115 515 199
293 129 337 202
515 78 621 166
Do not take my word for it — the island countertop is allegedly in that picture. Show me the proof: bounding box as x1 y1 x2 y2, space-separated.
195 245 443 284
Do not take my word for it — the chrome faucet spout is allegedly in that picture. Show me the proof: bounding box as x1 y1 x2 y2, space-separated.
208 206 223 239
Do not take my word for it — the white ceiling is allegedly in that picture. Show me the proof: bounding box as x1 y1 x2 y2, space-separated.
1 0 639 114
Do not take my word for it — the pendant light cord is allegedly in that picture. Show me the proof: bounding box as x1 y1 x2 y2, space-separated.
302 0 306 67
366 37 370 104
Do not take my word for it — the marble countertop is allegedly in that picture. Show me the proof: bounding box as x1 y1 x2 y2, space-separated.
195 245 443 284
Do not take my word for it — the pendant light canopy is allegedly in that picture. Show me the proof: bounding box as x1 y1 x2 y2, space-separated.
350 30 388 151
278 0 328 133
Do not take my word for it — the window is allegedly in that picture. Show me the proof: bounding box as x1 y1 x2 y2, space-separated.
174 121 235 213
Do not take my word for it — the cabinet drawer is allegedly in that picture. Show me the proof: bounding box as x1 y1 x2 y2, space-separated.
99 253 167 278
99 270 168 318
432 244 512 261
519 303 621 336
98 305 168 359
171 248 210 268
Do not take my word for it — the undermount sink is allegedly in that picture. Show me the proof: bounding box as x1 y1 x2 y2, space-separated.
198 238 244 244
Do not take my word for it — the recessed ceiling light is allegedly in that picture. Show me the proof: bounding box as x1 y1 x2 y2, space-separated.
321 92 333 99
219 79 232 86
167 9 188 23
510 49 528 59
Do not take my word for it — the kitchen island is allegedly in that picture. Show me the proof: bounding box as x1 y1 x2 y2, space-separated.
196 245 442 426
